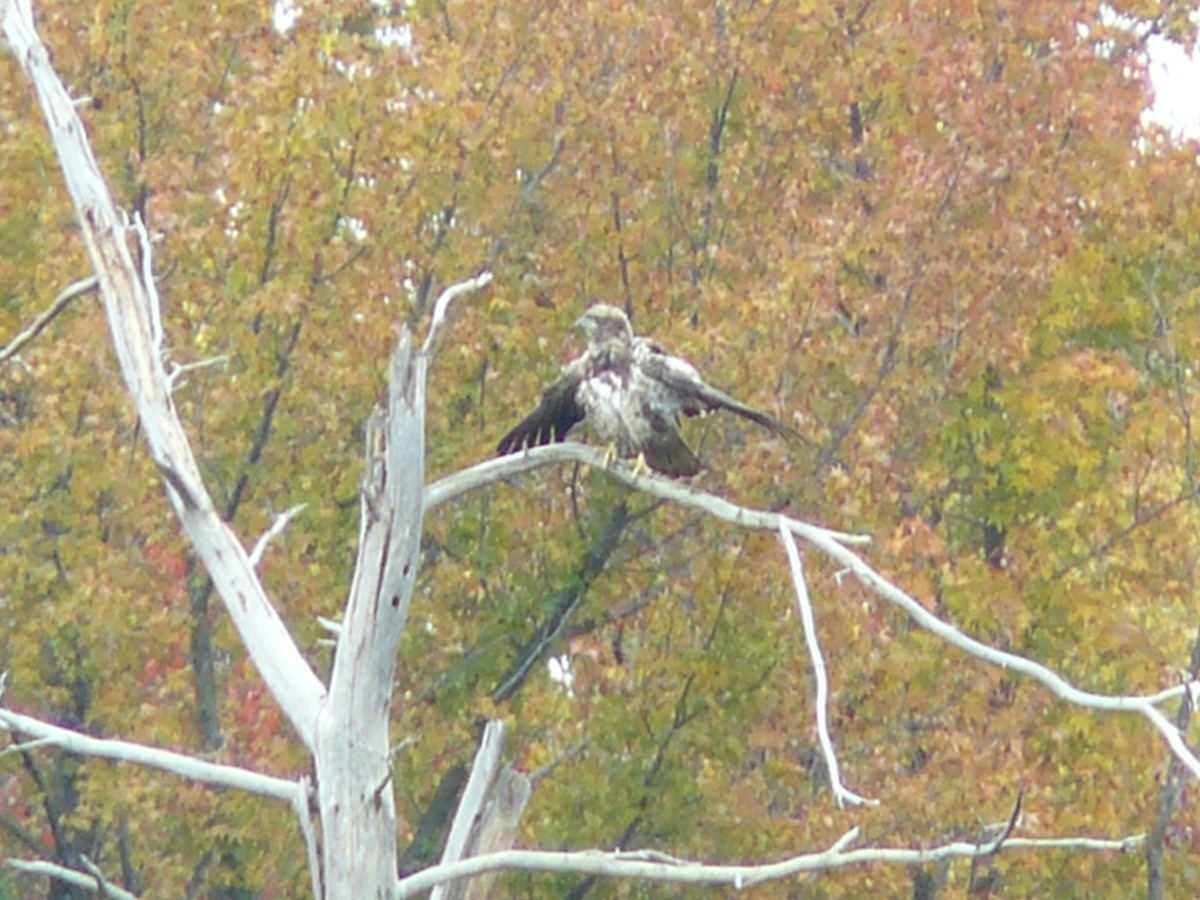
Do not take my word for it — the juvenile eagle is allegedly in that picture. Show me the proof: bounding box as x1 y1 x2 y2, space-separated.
496 304 796 477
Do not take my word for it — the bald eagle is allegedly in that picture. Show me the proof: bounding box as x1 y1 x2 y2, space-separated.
496 304 796 477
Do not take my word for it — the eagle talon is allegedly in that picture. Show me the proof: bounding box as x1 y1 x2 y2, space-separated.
629 452 649 480
601 442 619 469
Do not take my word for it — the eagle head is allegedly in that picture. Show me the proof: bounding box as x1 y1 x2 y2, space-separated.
575 303 632 345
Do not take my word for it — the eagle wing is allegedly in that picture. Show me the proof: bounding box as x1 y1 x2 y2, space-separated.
635 340 799 439
496 357 588 455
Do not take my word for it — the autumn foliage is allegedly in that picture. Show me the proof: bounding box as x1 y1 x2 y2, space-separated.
3 0 1200 895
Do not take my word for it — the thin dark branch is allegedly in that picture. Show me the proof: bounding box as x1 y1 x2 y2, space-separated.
257 177 293 290
813 275 916 473
0 276 98 364
564 674 704 900
491 501 631 703
224 319 303 520
692 69 739 287
183 850 216 900
981 791 1023 855
0 809 45 855
610 138 633 311
1049 485 1200 583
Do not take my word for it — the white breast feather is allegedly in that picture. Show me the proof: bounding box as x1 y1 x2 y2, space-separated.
578 371 631 447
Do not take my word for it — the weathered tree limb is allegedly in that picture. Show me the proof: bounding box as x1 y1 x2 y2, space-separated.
428 442 1200 781
7 858 138 900
779 522 876 809
0 707 299 801
396 828 1145 897
458 769 531 900
313 272 491 898
314 332 423 896
432 721 532 900
2 0 326 747
427 726 532 900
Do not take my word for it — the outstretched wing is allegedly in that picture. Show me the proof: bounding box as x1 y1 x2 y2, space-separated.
635 340 799 439
496 358 587 455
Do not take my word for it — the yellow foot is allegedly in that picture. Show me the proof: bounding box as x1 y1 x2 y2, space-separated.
602 442 619 468
629 452 649 480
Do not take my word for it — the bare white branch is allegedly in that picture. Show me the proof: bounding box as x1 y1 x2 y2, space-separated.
6 858 138 900
316 615 342 649
292 776 323 900
1 736 56 755
167 354 228 392
0 707 298 802
0 275 98 364
131 211 162 351
430 443 1200 778
3 0 326 748
433 720 508 900
249 503 308 567
314 330 425 893
778 521 876 809
422 271 494 356
396 829 1144 897
792 518 1200 780
425 444 869 545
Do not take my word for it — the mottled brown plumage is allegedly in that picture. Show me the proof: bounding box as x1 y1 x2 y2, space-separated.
497 304 796 476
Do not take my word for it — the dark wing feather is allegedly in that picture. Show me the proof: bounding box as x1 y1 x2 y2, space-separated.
636 343 799 439
641 425 702 477
496 359 587 455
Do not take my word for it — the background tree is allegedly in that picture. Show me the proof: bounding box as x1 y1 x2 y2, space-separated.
3 0 1200 896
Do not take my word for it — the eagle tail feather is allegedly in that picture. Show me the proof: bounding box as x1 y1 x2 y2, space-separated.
643 428 702 478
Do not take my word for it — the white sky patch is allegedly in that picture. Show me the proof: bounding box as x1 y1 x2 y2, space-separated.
377 22 417 62
547 655 575 698
340 215 369 242
224 198 245 241
1099 5 1200 142
273 0 300 35
1144 31 1200 140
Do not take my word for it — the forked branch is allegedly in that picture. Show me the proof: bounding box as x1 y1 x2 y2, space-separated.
430 442 1200 782
3 0 325 746
0 706 300 802
396 828 1144 897
779 522 876 809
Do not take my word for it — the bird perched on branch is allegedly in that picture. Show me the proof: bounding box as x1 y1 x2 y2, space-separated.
496 303 797 477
